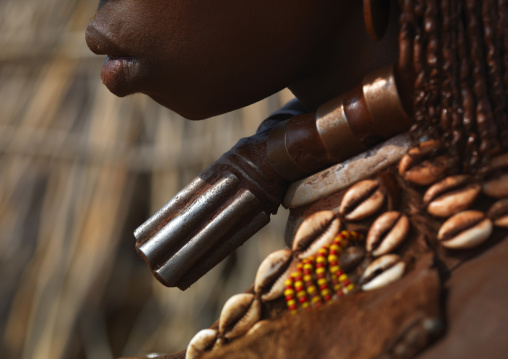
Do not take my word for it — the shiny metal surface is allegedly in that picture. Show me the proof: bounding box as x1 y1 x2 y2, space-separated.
154 189 263 287
316 95 368 161
137 173 240 269
134 176 207 243
363 65 410 138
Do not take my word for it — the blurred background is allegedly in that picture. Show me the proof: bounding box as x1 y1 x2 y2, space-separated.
0 1 293 358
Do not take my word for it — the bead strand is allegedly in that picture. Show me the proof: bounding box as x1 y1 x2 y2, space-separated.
284 277 298 314
327 243 343 297
293 264 310 310
315 246 333 303
302 257 323 308
285 231 363 312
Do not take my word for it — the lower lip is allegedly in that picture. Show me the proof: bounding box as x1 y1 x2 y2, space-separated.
101 56 140 95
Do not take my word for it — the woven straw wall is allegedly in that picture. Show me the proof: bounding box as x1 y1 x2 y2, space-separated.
0 1 293 358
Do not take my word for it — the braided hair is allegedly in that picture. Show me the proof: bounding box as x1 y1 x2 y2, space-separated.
398 0 508 175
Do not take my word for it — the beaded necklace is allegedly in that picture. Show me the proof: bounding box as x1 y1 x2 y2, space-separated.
284 230 362 313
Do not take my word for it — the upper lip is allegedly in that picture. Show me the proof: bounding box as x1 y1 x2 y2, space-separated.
85 22 132 58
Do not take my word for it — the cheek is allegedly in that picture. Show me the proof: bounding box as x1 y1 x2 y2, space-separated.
140 3 321 118
100 0 337 118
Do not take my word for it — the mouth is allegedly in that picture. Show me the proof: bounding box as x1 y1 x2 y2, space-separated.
85 23 142 96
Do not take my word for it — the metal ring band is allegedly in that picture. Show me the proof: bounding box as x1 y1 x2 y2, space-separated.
362 65 411 139
267 119 308 181
316 95 368 162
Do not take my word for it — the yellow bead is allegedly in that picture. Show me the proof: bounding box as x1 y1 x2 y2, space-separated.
297 290 307 298
294 281 304 288
315 267 326 275
307 285 317 294
329 265 340 273
311 296 322 303
287 299 297 307
316 256 327 263
339 274 348 282
321 288 331 297
284 289 295 296
302 302 310 309
317 278 327 286
328 254 338 262
347 283 355 291
285 278 293 286
303 274 312 282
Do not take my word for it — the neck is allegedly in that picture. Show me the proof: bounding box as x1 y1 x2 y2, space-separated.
288 1 401 111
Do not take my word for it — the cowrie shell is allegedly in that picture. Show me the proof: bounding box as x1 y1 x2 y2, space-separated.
399 141 448 186
487 199 508 227
438 210 493 249
366 211 410 257
360 254 405 291
339 179 385 221
483 174 508 199
245 320 270 337
292 210 340 259
254 249 294 301
423 175 480 217
186 329 218 359
339 246 366 272
483 153 508 199
219 293 261 340
490 153 508 170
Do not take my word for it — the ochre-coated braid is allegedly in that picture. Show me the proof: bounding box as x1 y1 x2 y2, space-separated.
447 0 463 169
456 0 476 174
467 0 496 167
404 0 508 174
410 0 428 145
483 0 506 155
398 0 415 77
423 0 441 140
438 0 451 135
495 0 508 150
501 0 508 101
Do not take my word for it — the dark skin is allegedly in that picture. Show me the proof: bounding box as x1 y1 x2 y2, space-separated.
85 1 400 120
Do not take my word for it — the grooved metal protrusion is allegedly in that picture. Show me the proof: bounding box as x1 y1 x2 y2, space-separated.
137 173 240 268
134 176 207 242
155 189 261 287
